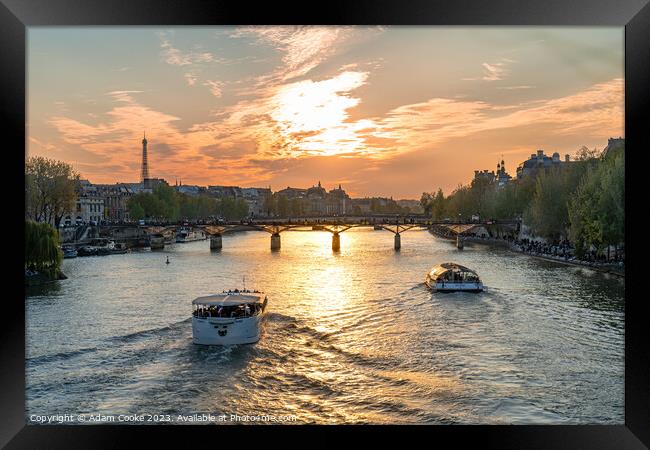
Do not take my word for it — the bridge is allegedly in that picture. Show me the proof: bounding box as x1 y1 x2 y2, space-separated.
97 216 520 252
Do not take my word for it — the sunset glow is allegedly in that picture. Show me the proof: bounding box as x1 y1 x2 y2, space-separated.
28 27 624 197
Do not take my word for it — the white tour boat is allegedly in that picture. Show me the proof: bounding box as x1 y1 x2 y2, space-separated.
425 262 485 293
192 289 268 345
176 227 206 243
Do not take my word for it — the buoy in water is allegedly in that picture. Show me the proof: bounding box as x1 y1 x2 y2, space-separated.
166 256 170 264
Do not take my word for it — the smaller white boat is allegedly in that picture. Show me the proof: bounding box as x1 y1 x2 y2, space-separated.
77 238 116 256
425 262 485 293
192 289 268 345
176 227 206 243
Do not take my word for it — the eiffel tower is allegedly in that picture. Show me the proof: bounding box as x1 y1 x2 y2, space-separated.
141 131 151 189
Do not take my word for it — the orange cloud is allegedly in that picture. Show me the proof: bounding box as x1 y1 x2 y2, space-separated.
203 80 225 97
43 60 623 192
366 78 624 155
231 26 357 83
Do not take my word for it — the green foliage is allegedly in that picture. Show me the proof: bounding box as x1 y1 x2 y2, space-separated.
431 189 445 220
420 192 433 216
25 220 63 278
289 198 304 216
25 156 79 228
422 143 624 250
525 168 570 241
263 193 409 217
216 197 249 220
127 185 250 221
129 202 145 220
569 146 624 255
276 194 289 217
469 175 496 217
526 161 592 241
369 198 409 214
444 184 475 219
262 191 275 216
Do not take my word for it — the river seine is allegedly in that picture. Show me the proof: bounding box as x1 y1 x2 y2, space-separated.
26 228 624 424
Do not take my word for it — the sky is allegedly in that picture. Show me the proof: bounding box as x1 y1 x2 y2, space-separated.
27 26 624 198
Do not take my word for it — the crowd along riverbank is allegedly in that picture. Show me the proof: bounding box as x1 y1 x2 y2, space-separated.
428 227 625 278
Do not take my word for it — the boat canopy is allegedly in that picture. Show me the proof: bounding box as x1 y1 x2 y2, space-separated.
192 292 265 306
428 263 481 280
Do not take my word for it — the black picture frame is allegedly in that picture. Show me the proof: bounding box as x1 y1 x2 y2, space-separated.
2 0 647 447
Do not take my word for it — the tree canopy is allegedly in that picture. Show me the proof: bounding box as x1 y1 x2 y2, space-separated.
420 143 624 252
26 156 79 228
127 184 249 221
25 220 63 278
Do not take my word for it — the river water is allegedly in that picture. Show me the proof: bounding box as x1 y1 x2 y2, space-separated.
25 228 625 424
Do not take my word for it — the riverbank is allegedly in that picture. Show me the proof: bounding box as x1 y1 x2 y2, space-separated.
25 269 67 286
429 229 625 278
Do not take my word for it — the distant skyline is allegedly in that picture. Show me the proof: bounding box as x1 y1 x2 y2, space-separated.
27 26 623 198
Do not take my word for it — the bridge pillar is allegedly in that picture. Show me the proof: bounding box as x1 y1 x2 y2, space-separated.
270 233 281 251
394 233 401 250
210 234 222 251
332 232 341 252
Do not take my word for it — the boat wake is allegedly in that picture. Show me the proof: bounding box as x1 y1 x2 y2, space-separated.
108 317 191 344
28 317 193 367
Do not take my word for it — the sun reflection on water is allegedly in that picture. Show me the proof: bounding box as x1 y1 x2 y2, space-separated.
26 228 625 424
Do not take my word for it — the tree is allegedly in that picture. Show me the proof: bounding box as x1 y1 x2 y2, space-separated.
568 145 624 256
25 219 63 278
26 156 79 228
128 202 145 220
420 192 433 216
262 191 275 216
469 175 496 217
276 195 289 217
431 188 446 220
289 198 304 217
525 168 569 241
575 145 601 161
154 183 180 220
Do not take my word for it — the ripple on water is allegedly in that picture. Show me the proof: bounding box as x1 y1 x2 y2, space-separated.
26 230 624 424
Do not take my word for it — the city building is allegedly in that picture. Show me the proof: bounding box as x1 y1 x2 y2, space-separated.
61 180 105 225
602 137 624 158
350 197 402 214
77 195 105 224
95 183 135 221
326 184 351 215
276 186 307 200
274 182 351 216
495 158 513 187
473 169 495 184
176 184 202 196
241 187 271 217
351 198 372 214
207 185 242 199
516 149 572 179
305 181 327 215
147 178 169 189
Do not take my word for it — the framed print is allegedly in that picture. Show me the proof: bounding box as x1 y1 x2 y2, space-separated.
2 0 648 447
